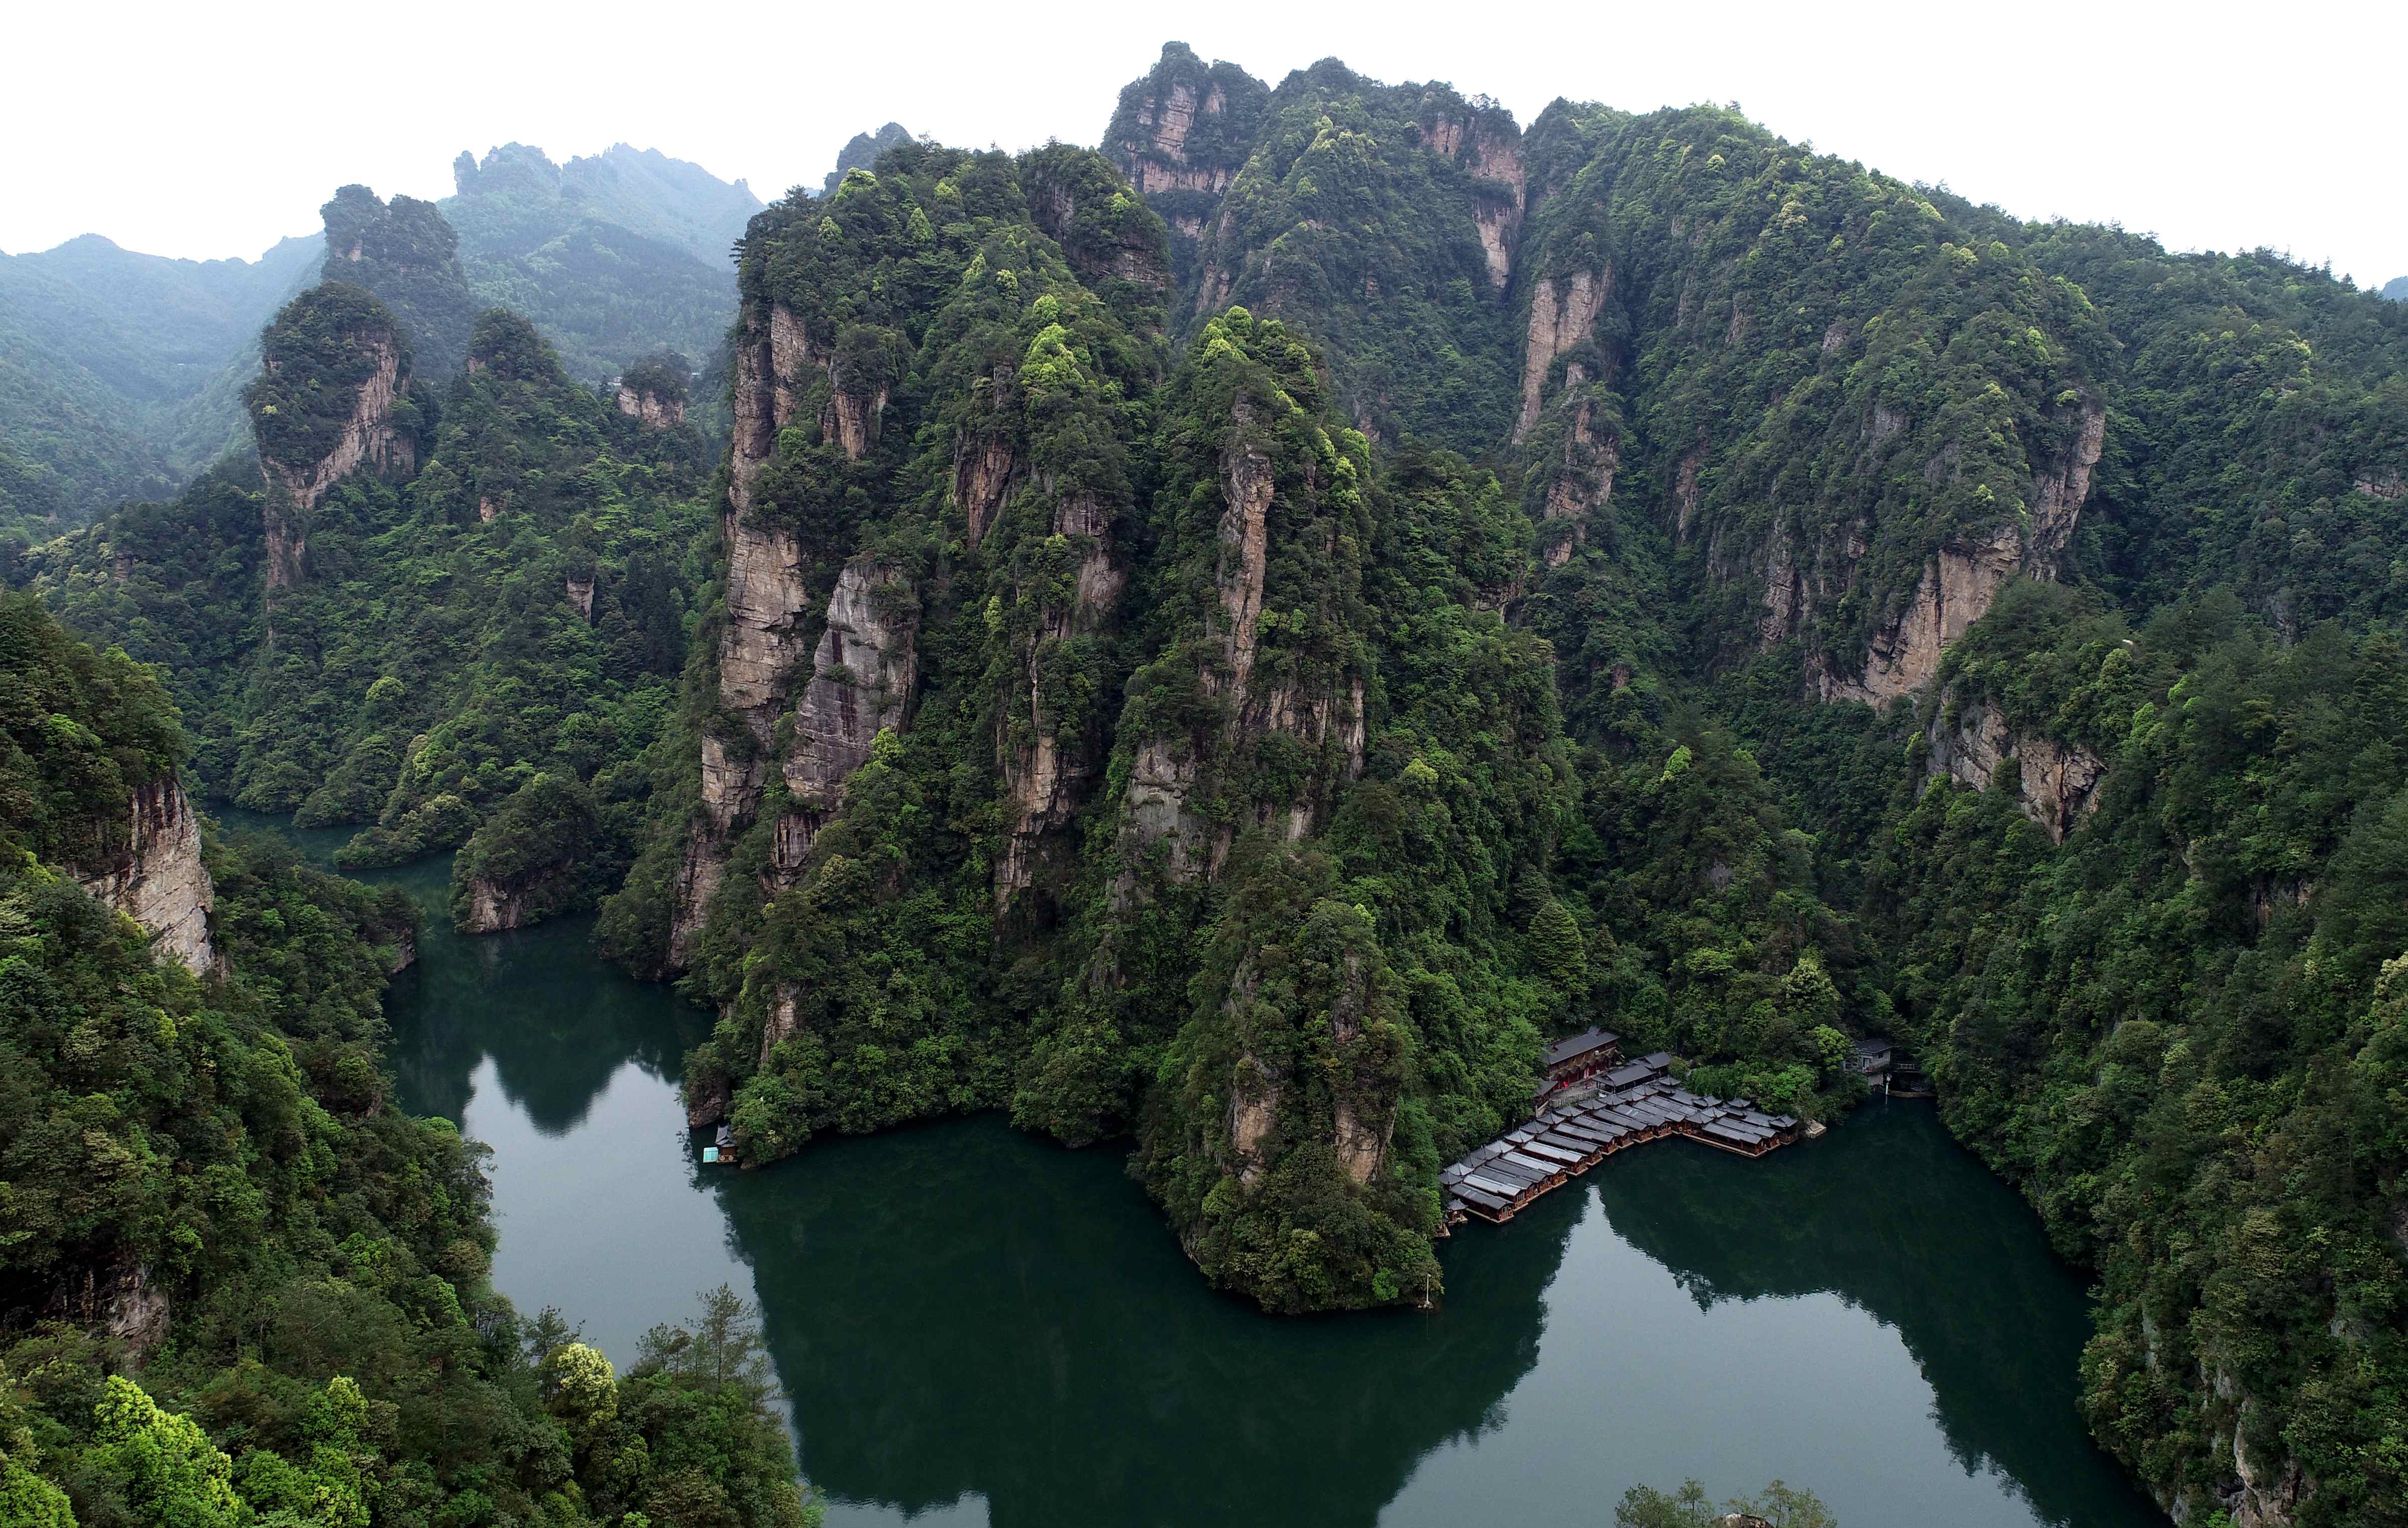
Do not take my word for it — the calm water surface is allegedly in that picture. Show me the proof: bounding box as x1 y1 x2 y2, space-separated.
224 814 2165 1528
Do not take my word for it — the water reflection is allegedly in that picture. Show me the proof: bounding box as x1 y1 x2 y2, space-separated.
1590 1104 2143 1526
708 1117 1557 1527
209 811 2165 1528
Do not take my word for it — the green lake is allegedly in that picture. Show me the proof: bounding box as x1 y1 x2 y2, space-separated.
226 814 2168 1527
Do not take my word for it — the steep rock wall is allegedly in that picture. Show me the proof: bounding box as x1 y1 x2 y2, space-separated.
260 334 414 589
1419 113 1526 291
457 873 548 933
672 301 822 964
1515 269 1609 441
1923 696 2105 844
616 384 685 428
997 494 1124 906
1537 397 1618 567
1818 397 2107 704
769 558 920 884
1120 80 1237 195
1120 400 1367 882
73 778 215 976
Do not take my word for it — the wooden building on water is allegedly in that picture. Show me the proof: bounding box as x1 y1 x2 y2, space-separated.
1441 1052 1803 1228
1849 1037 1934 1097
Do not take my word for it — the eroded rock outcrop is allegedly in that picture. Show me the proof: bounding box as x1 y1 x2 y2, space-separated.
616 383 685 429
997 494 1124 906
457 874 545 933
73 778 215 976
253 295 416 590
1923 696 2105 843
675 296 887 960
1515 269 1610 441
1819 396 2107 703
770 558 920 884
1119 79 1236 195
1536 396 1618 567
1418 110 1526 291
260 333 413 518
1119 397 1368 883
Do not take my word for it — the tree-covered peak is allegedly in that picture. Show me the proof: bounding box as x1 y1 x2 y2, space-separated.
464 305 569 386
317 185 475 379
246 280 410 480
822 122 916 196
451 140 562 199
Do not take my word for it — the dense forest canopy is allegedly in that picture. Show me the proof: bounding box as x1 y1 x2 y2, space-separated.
5 37 2405 1528
0 595 817 1526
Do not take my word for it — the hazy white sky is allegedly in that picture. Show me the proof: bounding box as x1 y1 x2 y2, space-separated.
5 0 2402 289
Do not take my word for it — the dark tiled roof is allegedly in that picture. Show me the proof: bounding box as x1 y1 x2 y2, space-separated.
1542 1026 1621 1069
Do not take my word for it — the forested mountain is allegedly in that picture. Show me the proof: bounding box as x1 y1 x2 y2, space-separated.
2384 275 2406 302
444 142 760 385
0 593 814 1526
28 270 717 930
0 145 753 541
10 40 2407 1528
0 231 318 536
586 45 2408 1524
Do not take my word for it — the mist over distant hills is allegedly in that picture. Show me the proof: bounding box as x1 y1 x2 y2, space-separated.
0 231 319 539
0 143 766 536
442 142 763 384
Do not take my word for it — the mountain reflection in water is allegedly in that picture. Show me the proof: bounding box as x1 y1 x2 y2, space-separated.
215 816 2163 1528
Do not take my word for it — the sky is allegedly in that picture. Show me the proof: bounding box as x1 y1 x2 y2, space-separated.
5 0 2403 289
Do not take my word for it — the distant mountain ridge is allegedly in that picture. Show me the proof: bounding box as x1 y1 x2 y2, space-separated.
456 141 761 266
0 144 763 535
442 142 761 385
0 230 318 539
2384 274 2407 301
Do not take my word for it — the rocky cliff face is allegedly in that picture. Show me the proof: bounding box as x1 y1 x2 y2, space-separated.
1536 397 1618 567
672 290 916 956
771 558 919 884
1515 268 1610 442
457 873 545 933
257 327 415 589
951 366 1018 549
73 778 215 976
616 383 685 428
997 493 1123 906
670 303 833 962
1116 78 1237 196
1417 111 1526 291
1119 399 1367 883
1817 397 2106 704
1924 696 2104 844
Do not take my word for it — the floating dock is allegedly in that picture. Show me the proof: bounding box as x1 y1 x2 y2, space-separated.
1442 1052 1803 1227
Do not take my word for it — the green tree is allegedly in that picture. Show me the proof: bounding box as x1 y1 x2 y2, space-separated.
1529 897 1589 992
87 1378 241 1528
